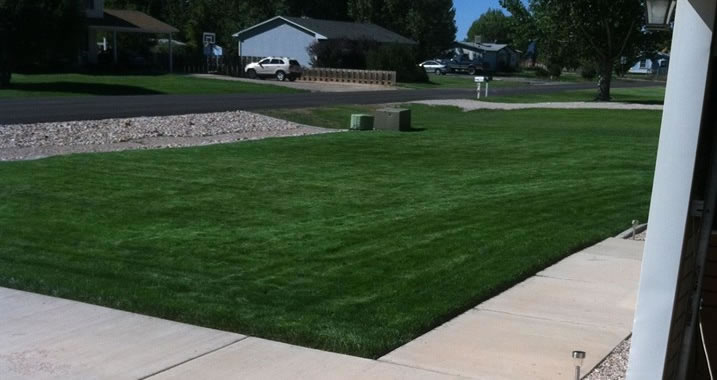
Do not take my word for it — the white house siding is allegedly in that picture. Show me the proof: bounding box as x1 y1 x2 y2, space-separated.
629 58 669 75
239 21 317 66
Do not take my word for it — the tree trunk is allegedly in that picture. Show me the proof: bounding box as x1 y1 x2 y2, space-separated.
596 60 613 101
0 70 10 88
0 53 10 88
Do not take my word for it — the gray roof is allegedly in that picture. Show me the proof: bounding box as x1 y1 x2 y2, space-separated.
454 41 514 53
234 16 416 45
87 9 179 34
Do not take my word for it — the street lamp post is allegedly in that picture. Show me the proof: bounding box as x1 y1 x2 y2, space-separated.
572 351 586 380
645 0 677 30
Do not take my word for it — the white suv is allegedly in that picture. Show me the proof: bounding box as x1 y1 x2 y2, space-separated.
245 57 302 81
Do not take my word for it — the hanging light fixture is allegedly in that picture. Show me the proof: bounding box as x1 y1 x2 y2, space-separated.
645 0 677 30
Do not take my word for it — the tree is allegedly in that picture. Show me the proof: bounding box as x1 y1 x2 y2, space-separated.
501 0 652 100
534 0 646 101
0 0 86 87
466 9 511 44
500 0 579 78
348 0 456 59
499 0 537 52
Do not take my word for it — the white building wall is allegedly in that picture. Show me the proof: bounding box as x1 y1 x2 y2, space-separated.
240 23 317 67
626 0 716 378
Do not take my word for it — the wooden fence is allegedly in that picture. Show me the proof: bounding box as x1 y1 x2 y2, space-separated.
301 68 396 86
183 56 263 77
184 57 397 86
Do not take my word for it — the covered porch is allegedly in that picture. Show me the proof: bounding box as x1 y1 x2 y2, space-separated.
86 9 179 71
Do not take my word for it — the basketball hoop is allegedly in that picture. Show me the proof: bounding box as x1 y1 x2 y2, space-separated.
203 32 216 47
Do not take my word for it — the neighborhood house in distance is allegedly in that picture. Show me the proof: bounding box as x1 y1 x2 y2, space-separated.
628 52 670 75
233 16 416 67
84 0 178 66
449 40 520 72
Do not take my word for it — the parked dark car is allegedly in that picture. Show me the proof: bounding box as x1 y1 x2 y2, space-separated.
445 55 488 76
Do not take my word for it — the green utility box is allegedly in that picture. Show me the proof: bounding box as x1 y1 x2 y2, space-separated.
374 108 411 131
350 114 375 130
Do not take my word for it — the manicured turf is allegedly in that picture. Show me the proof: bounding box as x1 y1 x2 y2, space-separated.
0 73 302 98
484 86 666 104
399 74 525 89
0 105 660 358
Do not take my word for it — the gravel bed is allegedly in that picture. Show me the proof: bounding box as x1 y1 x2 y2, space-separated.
585 337 631 380
0 111 338 161
410 99 664 111
633 231 646 241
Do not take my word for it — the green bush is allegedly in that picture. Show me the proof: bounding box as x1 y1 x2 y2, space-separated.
547 63 563 78
580 60 598 80
534 67 550 78
366 45 428 83
306 40 428 83
308 39 378 69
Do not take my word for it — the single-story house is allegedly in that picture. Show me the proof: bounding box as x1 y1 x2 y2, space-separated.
232 16 416 67
449 41 520 72
85 0 179 70
628 52 670 75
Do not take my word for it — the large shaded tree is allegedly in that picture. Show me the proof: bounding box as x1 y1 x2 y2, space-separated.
548 0 645 101
466 8 511 44
0 0 86 87
500 0 579 77
348 0 456 59
502 0 652 101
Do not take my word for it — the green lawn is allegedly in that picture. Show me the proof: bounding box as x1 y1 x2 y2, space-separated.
484 86 666 105
400 74 526 89
0 73 302 98
0 105 660 358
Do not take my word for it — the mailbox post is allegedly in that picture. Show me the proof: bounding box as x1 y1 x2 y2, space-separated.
475 76 490 99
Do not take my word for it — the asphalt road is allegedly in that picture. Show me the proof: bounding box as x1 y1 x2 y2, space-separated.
0 80 661 124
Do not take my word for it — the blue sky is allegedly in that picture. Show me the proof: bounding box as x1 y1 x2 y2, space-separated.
454 0 504 41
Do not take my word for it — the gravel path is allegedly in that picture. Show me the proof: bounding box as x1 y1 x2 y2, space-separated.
585 337 631 380
410 99 664 111
0 111 338 161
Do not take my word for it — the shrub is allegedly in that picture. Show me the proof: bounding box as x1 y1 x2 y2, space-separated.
580 60 598 80
307 40 428 83
533 67 550 78
547 63 563 78
366 45 428 83
308 39 378 69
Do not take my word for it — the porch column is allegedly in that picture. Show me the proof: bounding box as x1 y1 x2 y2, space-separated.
112 31 118 64
168 32 173 73
626 0 717 378
87 29 98 64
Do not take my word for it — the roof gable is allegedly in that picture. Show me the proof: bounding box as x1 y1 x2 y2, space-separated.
88 9 179 33
234 16 415 45
454 41 512 53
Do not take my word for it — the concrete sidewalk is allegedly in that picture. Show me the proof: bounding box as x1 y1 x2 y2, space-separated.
0 238 642 379
381 238 643 379
0 288 462 380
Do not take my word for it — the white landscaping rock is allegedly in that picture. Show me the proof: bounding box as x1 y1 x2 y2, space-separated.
0 111 338 161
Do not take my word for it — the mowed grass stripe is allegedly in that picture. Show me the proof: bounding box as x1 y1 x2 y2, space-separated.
0 106 659 357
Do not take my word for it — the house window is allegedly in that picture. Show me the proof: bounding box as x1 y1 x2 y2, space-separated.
87 0 94 10
640 60 647 69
